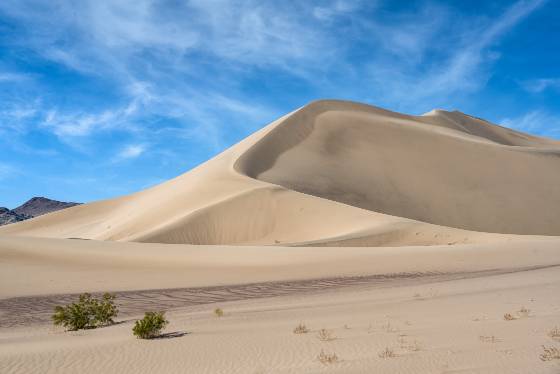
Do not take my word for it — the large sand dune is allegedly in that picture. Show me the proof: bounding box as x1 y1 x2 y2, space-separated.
1 100 560 245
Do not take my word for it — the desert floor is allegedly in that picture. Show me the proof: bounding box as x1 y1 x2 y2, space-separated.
1 238 560 373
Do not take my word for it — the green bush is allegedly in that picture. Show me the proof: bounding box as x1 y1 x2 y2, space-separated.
52 293 118 331
132 311 169 339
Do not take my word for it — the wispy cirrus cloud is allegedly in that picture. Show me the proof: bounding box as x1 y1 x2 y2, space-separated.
364 0 548 109
501 110 560 139
0 0 556 206
115 144 147 161
520 78 560 93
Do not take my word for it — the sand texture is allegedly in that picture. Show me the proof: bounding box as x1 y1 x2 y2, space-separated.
1 100 559 373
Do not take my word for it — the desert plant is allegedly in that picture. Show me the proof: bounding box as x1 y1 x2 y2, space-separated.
503 313 516 321
540 346 560 361
214 308 224 317
378 347 396 358
293 323 309 334
548 327 560 340
94 293 119 325
317 350 338 364
317 328 336 341
132 311 169 339
52 292 118 331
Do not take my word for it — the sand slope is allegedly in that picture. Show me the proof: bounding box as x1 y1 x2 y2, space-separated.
1 99 559 245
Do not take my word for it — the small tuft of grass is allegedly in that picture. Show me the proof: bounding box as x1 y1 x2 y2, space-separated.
317 350 338 365
214 308 224 317
503 313 516 321
378 347 396 358
548 327 560 340
317 328 336 341
540 346 560 361
293 323 309 334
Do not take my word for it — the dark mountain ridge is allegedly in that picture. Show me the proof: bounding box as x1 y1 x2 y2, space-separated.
0 197 80 226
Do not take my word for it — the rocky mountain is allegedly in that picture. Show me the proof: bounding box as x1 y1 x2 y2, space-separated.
0 197 80 226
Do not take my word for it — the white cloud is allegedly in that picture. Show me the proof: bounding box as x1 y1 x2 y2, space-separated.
313 0 364 21
521 78 560 93
0 72 31 82
116 144 147 160
39 81 153 139
501 110 560 139
362 0 547 110
0 0 550 145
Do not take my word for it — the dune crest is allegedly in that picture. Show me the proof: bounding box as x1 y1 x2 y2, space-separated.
2 100 560 244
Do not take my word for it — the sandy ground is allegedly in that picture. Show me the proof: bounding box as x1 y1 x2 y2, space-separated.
1 264 559 373
1 236 560 298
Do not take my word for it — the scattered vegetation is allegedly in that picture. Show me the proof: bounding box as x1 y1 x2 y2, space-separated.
503 307 531 321
540 346 560 361
317 328 336 341
52 293 118 331
548 327 560 340
214 308 224 317
293 323 309 334
132 311 169 339
317 350 339 364
378 347 396 358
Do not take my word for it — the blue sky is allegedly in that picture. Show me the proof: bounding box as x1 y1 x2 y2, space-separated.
0 0 559 208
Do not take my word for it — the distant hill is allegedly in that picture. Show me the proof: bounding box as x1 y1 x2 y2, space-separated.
0 197 81 226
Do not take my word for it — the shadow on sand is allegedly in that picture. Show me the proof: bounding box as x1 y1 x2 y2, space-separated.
153 331 189 339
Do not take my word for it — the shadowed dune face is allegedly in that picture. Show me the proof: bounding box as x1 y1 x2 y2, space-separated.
237 101 560 235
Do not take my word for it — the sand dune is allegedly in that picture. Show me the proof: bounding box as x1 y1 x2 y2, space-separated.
1 100 560 245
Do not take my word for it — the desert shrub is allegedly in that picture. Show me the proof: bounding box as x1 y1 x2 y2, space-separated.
548 327 560 340
293 323 309 334
540 346 560 361
503 313 516 321
317 350 338 364
133 311 169 339
52 293 118 331
214 308 224 317
378 347 396 358
94 293 119 325
317 328 336 341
